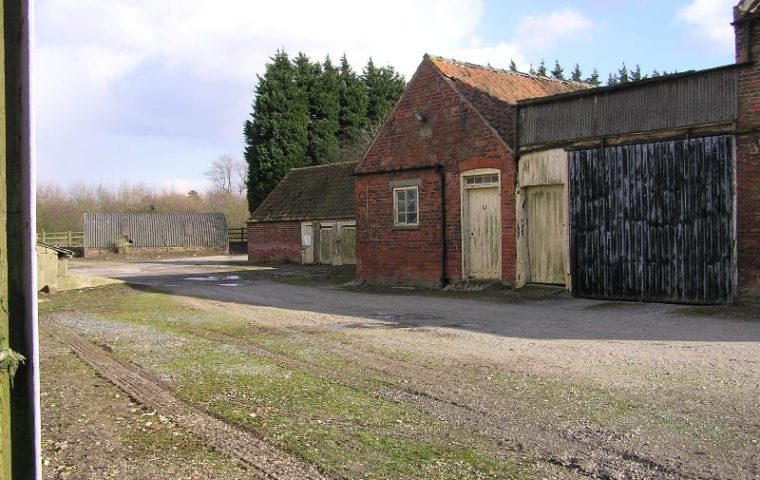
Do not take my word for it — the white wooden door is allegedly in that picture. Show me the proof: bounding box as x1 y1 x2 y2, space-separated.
526 185 565 284
465 186 500 279
301 222 314 264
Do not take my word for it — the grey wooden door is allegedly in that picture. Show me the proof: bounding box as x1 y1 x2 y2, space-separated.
569 135 734 303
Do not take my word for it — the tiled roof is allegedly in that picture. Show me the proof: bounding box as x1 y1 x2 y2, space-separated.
250 162 357 222
428 55 590 142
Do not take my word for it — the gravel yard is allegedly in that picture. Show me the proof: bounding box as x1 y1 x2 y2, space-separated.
39 256 760 479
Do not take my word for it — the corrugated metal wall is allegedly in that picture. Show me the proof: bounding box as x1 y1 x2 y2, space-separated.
569 135 734 304
519 67 737 147
84 213 228 249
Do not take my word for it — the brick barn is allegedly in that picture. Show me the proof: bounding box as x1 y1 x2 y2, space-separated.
354 55 587 286
355 1 760 303
248 161 357 265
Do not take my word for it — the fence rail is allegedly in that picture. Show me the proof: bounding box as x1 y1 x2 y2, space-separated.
227 227 248 243
38 228 248 249
38 231 85 248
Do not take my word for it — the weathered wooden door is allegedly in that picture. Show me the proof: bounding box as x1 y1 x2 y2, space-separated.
318 223 336 265
465 186 500 279
526 185 566 284
301 222 314 264
339 223 357 265
569 135 734 303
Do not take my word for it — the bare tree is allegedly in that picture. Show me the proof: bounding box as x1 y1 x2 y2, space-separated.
206 155 246 195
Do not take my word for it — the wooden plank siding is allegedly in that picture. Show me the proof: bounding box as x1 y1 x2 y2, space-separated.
518 66 738 149
569 135 735 304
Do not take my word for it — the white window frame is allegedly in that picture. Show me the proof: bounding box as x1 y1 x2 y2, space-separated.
393 186 419 227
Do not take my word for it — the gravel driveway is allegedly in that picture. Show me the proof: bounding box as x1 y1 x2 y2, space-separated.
64 255 760 479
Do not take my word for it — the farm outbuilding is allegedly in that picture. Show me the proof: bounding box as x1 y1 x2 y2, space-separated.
354 55 587 286
84 212 228 257
354 1 760 303
247 161 357 266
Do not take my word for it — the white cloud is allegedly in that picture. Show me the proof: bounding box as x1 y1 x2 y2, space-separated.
514 8 594 51
35 0 534 187
676 0 734 53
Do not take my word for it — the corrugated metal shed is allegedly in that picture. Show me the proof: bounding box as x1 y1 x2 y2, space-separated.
84 212 228 249
518 65 738 148
250 162 357 223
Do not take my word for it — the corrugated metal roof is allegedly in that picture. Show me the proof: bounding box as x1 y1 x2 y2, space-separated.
84 212 228 249
518 65 738 147
429 56 590 142
250 161 357 223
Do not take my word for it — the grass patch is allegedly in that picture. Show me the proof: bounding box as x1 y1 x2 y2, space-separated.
41 284 533 479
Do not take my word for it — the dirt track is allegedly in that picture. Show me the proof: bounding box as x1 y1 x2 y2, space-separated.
51 256 760 479
50 325 332 480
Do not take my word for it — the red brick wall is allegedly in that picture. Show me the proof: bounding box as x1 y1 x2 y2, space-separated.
247 221 301 263
735 12 760 297
355 59 516 286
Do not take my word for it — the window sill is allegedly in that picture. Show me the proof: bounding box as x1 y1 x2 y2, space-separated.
393 224 419 230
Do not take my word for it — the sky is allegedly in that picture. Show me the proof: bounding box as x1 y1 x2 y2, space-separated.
34 0 737 194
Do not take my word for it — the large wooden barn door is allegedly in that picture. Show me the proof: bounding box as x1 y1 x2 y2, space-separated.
339 223 357 265
568 135 734 303
464 179 501 280
526 185 566 284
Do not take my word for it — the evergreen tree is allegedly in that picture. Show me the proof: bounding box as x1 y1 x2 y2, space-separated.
509 59 517 72
617 63 630 83
651 69 661 78
551 59 564 80
631 64 644 81
536 59 548 77
528 63 536 75
244 50 310 211
570 63 583 82
607 72 617 86
338 54 369 149
307 56 341 165
585 68 601 86
364 58 406 127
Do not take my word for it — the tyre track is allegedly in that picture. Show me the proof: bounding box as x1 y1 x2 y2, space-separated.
50 325 336 480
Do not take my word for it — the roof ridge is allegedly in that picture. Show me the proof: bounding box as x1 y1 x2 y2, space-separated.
426 54 590 87
288 161 359 171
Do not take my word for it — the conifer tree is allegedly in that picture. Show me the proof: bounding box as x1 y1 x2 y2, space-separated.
338 54 369 148
528 64 536 75
244 50 310 211
607 72 617 86
509 59 517 72
536 59 548 77
307 56 341 165
585 68 601 86
570 64 583 82
551 60 564 80
617 63 630 83
631 64 644 81
364 58 406 127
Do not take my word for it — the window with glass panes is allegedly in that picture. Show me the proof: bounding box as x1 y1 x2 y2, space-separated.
393 186 418 226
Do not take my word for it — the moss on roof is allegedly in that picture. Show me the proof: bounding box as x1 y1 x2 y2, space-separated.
249 161 357 223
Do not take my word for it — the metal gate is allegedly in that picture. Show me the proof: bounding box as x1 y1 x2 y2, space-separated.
568 135 734 303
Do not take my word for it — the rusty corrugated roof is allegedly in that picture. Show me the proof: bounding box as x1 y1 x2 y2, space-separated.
250 161 357 223
428 56 589 142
